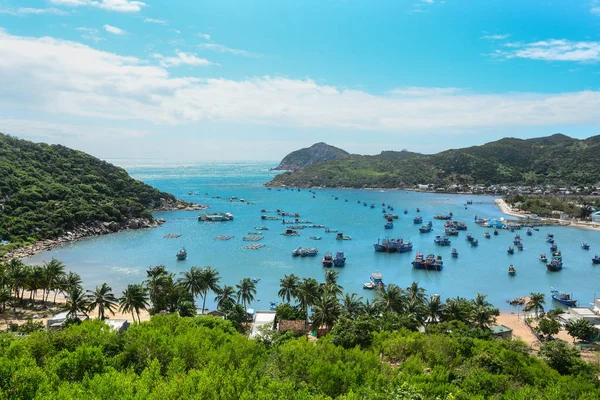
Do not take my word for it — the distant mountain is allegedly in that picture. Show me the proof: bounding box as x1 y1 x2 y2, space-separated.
267 134 600 188
0 133 183 256
272 142 350 171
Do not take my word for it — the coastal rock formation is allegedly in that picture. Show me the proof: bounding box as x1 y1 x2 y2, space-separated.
272 142 349 171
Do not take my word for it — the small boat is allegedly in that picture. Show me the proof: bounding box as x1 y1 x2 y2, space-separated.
251 278 261 283
592 255 600 264
546 238 555 244
451 248 458 258
550 288 576 306
384 222 394 229
322 252 333 267
333 251 346 267
336 233 351 240
434 235 451 246
433 214 453 220
470 239 479 247
309 236 322 240
282 229 300 237
403 210 408 215
516 243 524 251
444 227 459 236
324 228 338 233
526 229 532 236
292 247 303 257
465 233 474 242
413 254 443 270
416 208 420 212
493 229 499 236
363 202 367 207
363 281 375 290
176 248 187 260
540 254 548 263
413 216 423 224
514 234 521 240
370 204 375 209
508 265 516 276
299 248 309 257
306 248 319 257
507 246 514 254
552 250 562 259
255 226 270 230
484 232 491 239
550 243 557 252
419 221 433 233
582 242 590 250
369 271 384 288
546 258 563 272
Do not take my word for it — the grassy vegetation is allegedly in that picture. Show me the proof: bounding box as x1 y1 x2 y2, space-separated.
269 134 600 188
0 134 176 255
505 194 600 219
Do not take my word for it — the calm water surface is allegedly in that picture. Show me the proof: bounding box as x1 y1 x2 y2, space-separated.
24 162 600 311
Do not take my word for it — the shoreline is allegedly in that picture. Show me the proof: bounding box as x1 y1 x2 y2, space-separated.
494 198 600 232
3 202 210 261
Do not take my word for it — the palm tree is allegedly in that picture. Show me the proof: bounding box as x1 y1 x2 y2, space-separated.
296 278 321 329
322 269 343 298
473 293 491 308
525 292 545 319
406 298 427 327
443 297 472 323
179 266 204 305
7 259 28 301
311 293 341 333
341 293 364 318
27 265 44 303
61 272 82 293
278 274 299 304
43 258 66 303
425 294 444 325
236 278 257 310
199 267 221 314
214 285 236 309
64 286 91 319
406 282 426 305
87 283 118 320
471 306 498 330
119 284 149 323
375 284 405 313
145 266 170 313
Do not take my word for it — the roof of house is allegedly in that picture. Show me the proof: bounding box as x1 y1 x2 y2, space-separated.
490 325 512 334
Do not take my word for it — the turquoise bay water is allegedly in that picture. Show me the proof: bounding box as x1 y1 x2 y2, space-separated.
24 162 600 311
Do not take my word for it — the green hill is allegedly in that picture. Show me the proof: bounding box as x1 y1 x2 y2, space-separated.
272 142 350 170
267 134 600 188
0 133 178 255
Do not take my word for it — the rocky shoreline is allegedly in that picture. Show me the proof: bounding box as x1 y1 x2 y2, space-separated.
3 199 210 260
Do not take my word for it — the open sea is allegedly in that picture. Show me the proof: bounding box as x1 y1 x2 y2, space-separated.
23 162 600 311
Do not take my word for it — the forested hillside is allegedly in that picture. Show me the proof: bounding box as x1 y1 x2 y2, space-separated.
0 134 177 254
268 134 600 188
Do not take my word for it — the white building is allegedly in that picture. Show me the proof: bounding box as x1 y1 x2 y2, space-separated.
249 310 276 339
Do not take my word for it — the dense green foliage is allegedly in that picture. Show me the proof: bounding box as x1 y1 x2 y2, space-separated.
0 314 598 399
0 133 176 253
269 134 600 188
505 194 600 219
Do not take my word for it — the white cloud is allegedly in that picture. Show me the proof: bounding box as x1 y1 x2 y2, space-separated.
77 27 103 42
421 0 434 3
497 39 600 62
50 0 146 13
144 18 167 25
481 34 509 40
198 43 256 57
103 24 126 35
388 87 462 97
153 51 217 67
0 7 69 15
1 30 600 133
195 32 211 40
592 0 600 15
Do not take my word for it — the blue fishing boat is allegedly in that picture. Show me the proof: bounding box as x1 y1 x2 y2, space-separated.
582 242 590 250
444 227 459 236
451 248 458 258
413 254 443 271
508 265 516 276
484 232 491 239
384 222 394 229
465 233 474 242
419 221 433 233
434 235 451 246
393 240 413 253
546 258 563 272
306 248 319 257
493 229 499 236
413 216 423 224
176 248 187 260
292 247 303 257
550 288 576 306
550 243 557 252
593 255 600 264
540 253 548 263
507 246 514 254
434 213 453 220
526 229 532 236
471 239 479 247
517 243 523 251
333 251 346 267
322 252 333 267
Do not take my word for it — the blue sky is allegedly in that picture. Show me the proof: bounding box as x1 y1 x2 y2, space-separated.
1 0 600 161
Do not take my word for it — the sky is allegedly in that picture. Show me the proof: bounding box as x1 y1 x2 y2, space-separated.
1 0 600 161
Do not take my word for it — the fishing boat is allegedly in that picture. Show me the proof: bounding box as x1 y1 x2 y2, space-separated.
434 213 453 220
550 243 557 252
517 243 523 251
363 202 367 207
374 239 391 252
526 229 532 236
363 281 375 290
251 278 261 283
540 254 548 263
465 233 474 242
370 204 375 209
384 222 394 229
393 239 413 253
333 251 346 267
404 210 408 215
546 258 563 272
299 248 309 257
176 248 187 260
413 254 443 271
281 228 300 237
306 248 319 257
269 301 278 311
582 242 590 250
550 288 577 306
412 253 425 267
292 248 303 257
507 246 514 254
322 252 333 267
434 235 451 246
416 208 421 212
552 250 562 259
453 221 468 230
419 221 433 233
336 233 352 240
592 255 600 264
198 212 234 222
324 228 338 233
255 226 270 230
493 229 499 236
369 271 384 289
508 265 516 276
444 227 458 236
484 232 491 239
309 236 322 240
471 239 479 247
413 216 423 224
